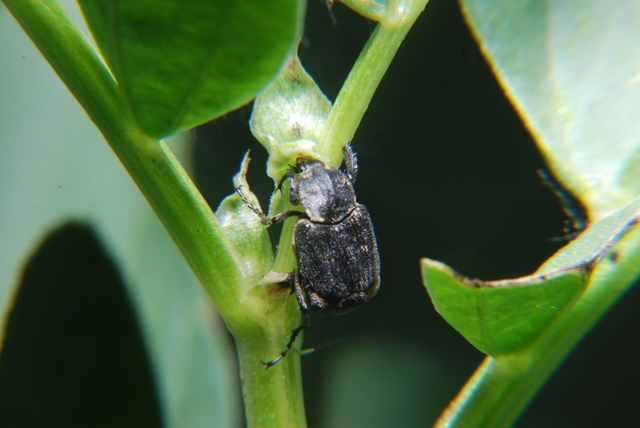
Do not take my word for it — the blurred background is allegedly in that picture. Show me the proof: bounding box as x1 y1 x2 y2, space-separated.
2 0 639 426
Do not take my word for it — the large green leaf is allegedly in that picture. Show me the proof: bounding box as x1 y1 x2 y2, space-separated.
77 0 304 139
460 0 640 220
0 3 239 426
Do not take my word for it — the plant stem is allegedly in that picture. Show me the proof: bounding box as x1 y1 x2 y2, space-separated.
236 335 306 428
339 0 386 22
317 0 429 163
435 225 640 427
2 0 244 319
4 1 307 424
268 0 431 396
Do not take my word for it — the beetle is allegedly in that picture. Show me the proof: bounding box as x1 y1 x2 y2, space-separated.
237 144 380 367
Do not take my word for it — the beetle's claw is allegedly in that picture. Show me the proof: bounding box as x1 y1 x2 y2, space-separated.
261 356 283 369
262 324 305 368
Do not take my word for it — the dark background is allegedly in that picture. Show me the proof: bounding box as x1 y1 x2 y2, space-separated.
3 0 639 426
195 0 640 426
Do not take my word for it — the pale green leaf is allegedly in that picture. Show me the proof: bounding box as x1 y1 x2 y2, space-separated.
422 260 587 356
250 54 333 181
460 0 640 220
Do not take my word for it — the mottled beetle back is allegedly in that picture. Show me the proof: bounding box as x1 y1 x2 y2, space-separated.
293 204 380 313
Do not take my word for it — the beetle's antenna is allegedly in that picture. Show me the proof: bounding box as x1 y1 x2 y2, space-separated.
235 185 267 220
236 185 304 226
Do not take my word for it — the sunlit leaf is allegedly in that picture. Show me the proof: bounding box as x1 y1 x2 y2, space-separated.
460 0 640 220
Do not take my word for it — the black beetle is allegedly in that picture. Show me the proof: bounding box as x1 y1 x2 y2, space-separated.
237 144 380 367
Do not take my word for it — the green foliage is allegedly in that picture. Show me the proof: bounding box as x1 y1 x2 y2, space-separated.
3 0 640 427
421 1 640 426
250 55 333 181
78 0 304 139
0 32 239 428
1 0 305 426
461 0 640 221
423 260 588 357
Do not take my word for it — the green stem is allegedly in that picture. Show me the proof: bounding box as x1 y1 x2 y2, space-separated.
2 0 243 320
268 0 431 392
317 0 429 163
237 334 306 428
339 0 386 22
436 225 640 427
4 1 306 425
261 1 431 423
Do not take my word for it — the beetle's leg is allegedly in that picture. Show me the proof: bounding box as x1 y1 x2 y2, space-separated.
236 185 304 225
274 169 288 193
262 210 305 226
342 143 358 183
262 271 310 368
288 166 300 206
262 324 305 369
292 270 311 328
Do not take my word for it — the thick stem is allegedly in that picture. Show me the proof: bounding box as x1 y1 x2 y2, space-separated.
236 334 306 428
2 0 244 321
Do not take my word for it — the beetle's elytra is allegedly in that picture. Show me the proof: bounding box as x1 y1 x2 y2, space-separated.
237 144 380 367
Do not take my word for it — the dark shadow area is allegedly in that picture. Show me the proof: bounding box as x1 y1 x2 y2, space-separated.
0 222 163 428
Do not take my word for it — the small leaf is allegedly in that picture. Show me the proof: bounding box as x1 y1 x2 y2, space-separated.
460 0 640 220
423 197 640 356
422 259 588 356
250 54 333 181
78 0 304 139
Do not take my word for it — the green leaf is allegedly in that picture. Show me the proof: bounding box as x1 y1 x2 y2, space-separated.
0 5 239 425
422 260 588 356
459 0 640 220
423 197 640 357
428 200 640 428
250 54 333 181
77 0 304 139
